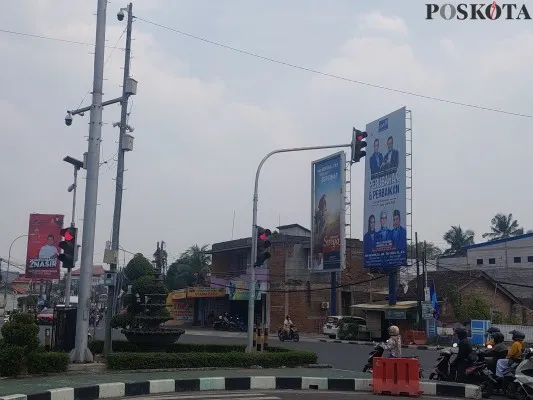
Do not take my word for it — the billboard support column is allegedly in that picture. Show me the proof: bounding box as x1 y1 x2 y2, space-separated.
247 143 351 354
388 271 397 306
330 272 337 314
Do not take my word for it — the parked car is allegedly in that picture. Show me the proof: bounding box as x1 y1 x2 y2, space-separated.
37 308 54 325
337 316 368 340
323 315 367 339
323 315 345 339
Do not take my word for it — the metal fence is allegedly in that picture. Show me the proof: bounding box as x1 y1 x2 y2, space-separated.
493 324 533 343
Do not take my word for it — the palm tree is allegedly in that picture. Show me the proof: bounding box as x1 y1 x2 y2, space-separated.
165 244 211 290
443 225 475 255
482 213 524 241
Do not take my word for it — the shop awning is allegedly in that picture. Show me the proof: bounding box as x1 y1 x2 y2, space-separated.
350 300 418 311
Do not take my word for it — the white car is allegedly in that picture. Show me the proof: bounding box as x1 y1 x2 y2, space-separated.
323 315 367 339
323 315 345 339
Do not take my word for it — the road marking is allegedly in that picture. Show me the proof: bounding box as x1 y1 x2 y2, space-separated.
129 393 280 400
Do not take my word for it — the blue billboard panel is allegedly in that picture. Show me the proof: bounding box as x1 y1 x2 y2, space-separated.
363 107 407 269
310 151 346 272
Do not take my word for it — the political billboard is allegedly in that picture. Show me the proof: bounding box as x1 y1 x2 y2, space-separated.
26 213 64 280
363 107 407 269
310 151 346 272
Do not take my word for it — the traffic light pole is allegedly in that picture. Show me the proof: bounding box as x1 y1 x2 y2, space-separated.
247 143 351 354
65 164 78 307
104 2 134 356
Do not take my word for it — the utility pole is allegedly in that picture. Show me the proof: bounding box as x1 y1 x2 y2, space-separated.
247 142 352 353
104 2 134 356
71 0 108 363
62 156 85 307
415 232 423 330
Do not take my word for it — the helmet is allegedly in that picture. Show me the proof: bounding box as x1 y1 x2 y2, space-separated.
487 327 500 335
455 327 468 340
388 325 400 336
492 332 504 344
511 330 525 341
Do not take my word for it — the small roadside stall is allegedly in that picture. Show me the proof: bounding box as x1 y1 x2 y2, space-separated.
351 300 419 341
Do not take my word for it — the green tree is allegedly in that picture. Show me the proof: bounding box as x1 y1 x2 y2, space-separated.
407 241 443 260
442 225 475 255
483 213 524 241
124 254 154 282
166 244 211 291
453 294 491 321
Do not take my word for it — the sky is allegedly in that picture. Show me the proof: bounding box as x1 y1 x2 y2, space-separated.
1 0 533 271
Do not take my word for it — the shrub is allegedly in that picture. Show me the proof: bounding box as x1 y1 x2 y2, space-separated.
1 314 40 352
107 350 317 370
0 346 25 376
26 351 69 374
88 340 291 354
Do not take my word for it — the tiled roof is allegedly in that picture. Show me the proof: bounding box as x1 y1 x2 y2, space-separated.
71 265 106 276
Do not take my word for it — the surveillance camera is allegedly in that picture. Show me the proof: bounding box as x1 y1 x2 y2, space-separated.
117 10 125 21
67 184 76 193
127 125 134 132
65 112 73 126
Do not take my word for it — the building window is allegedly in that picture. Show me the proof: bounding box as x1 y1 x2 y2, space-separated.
476 258 483 265
489 258 496 265
528 256 533 263
514 257 522 264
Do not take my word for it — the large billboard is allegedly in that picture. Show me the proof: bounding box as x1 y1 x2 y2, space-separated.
26 214 64 280
310 151 346 272
363 107 407 269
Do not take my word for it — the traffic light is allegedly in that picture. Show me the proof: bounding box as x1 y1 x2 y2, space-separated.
351 128 368 164
58 227 77 269
254 227 272 267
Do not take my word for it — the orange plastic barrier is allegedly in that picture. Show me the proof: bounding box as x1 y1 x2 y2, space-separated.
372 357 421 397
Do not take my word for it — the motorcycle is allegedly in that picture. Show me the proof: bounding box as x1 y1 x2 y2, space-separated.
278 325 300 342
363 342 424 378
513 348 533 400
429 343 493 398
213 315 230 330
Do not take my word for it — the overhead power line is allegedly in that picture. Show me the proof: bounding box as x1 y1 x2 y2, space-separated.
0 24 531 118
135 17 532 119
0 28 125 50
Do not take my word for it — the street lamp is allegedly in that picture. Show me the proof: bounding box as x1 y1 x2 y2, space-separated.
3 233 35 314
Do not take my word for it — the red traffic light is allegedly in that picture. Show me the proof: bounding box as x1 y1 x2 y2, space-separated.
259 233 267 240
60 228 75 241
357 135 364 141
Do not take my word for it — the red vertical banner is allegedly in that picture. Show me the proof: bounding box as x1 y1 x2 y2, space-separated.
26 214 64 280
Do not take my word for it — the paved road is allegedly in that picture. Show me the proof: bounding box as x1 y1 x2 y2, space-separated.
88 326 438 375
123 390 460 400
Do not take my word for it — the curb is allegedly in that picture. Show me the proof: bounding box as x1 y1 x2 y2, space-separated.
0 376 481 400
317 338 443 350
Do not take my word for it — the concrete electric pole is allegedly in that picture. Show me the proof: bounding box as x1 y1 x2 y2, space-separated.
69 0 108 363
104 2 135 356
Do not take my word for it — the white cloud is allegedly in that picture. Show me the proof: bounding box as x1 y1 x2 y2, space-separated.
357 11 408 36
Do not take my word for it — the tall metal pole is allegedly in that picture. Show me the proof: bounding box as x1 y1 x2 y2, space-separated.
65 167 78 307
247 143 351 353
104 2 133 356
73 0 107 363
3 234 31 314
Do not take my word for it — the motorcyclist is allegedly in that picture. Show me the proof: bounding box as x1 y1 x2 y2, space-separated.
496 330 526 378
450 327 473 382
384 325 402 358
484 332 507 373
283 315 293 336
485 326 501 346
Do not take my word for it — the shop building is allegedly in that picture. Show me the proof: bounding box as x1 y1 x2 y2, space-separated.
208 223 391 333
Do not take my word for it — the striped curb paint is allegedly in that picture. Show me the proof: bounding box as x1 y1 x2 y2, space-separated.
0 376 481 400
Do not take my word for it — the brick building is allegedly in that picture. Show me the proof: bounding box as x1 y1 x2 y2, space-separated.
209 223 389 333
400 270 526 324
